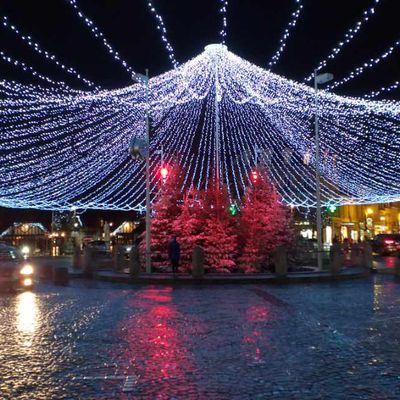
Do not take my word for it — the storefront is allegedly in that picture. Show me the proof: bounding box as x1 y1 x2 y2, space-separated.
332 202 400 242
111 221 139 245
0 222 50 255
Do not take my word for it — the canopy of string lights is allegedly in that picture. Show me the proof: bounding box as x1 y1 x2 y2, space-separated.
0 0 399 211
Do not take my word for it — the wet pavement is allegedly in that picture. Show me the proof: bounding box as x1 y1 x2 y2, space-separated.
373 255 399 270
1 274 400 399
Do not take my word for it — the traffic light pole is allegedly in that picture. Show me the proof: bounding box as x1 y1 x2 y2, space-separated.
314 70 323 271
145 69 151 273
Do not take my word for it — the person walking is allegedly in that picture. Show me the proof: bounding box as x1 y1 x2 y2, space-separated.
168 236 181 274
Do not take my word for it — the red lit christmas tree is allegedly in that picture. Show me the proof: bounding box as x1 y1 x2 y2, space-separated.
201 185 237 272
238 170 293 272
172 188 206 271
142 165 183 269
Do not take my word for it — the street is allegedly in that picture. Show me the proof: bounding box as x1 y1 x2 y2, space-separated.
1 271 400 399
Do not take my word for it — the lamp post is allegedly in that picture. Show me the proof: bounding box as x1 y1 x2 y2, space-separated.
214 58 221 192
131 70 151 273
314 70 333 271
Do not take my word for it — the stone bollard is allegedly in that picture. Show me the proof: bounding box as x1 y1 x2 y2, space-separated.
274 245 288 278
83 247 94 277
113 245 124 271
329 242 343 274
72 246 82 269
350 243 362 267
129 244 141 277
53 267 69 286
363 241 374 271
40 264 53 280
192 246 205 278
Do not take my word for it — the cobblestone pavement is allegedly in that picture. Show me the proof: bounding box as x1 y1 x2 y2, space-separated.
1 275 400 399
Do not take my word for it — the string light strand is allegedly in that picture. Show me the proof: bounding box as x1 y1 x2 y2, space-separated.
304 0 381 82
146 0 179 68
268 0 304 70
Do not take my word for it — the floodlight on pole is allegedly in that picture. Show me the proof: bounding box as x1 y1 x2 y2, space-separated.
314 69 333 271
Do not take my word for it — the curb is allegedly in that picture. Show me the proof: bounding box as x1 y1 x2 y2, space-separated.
92 268 370 285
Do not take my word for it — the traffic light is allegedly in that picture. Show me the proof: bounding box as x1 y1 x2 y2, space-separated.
229 203 238 216
251 170 258 184
327 205 337 213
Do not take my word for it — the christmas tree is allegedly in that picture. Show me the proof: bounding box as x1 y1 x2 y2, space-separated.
201 185 237 272
141 165 183 270
238 171 293 272
172 188 206 271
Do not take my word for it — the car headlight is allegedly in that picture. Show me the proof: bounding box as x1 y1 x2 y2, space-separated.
20 264 34 275
21 246 30 255
23 278 33 287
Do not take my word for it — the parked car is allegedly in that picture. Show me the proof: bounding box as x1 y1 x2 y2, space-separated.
0 244 34 290
371 234 400 255
86 240 107 253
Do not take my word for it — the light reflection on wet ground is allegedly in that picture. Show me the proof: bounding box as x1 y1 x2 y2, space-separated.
1 275 400 399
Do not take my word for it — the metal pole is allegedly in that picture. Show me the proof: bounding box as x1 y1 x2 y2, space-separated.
314 70 323 271
145 69 151 273
214 65 220 192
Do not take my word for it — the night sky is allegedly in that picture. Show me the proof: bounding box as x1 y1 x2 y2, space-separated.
1 0 399 229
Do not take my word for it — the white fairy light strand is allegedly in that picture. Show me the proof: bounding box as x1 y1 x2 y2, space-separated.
268 0 303 70
327 38 400 91
146 0 179 68
305 0 381 82
66 0 135 78
365 80 400 99
219 0 228 45
2 16 99 89
0 50 70 88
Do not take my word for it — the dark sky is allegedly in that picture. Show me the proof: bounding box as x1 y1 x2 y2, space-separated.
1 0 399 96
1 0 399 229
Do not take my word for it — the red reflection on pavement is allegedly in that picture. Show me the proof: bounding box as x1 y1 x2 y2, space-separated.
385 257 397 269
116 287 205 399
242 304 271 363
246 304 269 322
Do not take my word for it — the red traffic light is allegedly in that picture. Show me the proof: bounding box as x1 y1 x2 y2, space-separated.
160 167 169 180
251 170 258 183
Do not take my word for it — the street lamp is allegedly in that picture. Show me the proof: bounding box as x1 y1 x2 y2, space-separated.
314 70 333 271
130 70 152 273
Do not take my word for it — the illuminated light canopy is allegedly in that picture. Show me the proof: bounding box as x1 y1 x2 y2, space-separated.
0 44 399 211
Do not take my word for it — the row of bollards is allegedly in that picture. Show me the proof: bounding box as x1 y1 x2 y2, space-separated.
54 240 399 283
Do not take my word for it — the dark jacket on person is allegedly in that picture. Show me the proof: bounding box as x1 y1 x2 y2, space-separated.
168 239 181 262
